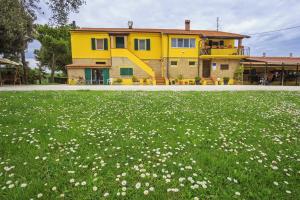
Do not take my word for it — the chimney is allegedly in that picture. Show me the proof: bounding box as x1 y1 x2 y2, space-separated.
289 53 293 57
72 21 76 28
128 21 133 29
185 20 190 31
263 52 266 57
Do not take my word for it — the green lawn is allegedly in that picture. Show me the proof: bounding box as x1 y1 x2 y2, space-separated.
0 91 299 200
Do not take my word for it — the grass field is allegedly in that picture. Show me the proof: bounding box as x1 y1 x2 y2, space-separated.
0 91 299 200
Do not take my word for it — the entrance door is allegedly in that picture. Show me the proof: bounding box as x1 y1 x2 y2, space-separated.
116 36 125 48
202 60 211 78
85 68 92 84
102 68 109 85
92 69 103 84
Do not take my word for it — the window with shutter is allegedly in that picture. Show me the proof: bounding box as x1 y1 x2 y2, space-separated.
120 68 133 76
92 38 108 50
134 39 151 51
96 39 104 50
139 40 146 50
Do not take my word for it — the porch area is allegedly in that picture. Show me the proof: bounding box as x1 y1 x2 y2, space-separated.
66 64 111 85
241 57 300 86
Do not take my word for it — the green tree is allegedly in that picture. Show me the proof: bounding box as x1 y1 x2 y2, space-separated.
0 0 85 83
35 25 72 83
0 0 35 83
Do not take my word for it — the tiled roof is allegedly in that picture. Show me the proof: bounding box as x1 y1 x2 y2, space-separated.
66 64 111 68
245 57 300 64
0 58 22 66
72 28 249 39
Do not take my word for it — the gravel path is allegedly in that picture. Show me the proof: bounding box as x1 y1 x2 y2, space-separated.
0 85 300 91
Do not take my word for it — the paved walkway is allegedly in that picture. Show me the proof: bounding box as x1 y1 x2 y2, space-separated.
0 85 299 91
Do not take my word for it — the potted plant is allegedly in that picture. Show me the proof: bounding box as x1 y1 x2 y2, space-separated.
113 78 123 85
223 77 230 85
195 76 201 85
177 74 183 85
132 76 139 85
174 79 178 85
143 78 148 85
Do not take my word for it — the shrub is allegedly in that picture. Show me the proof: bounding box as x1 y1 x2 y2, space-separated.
132 76 139 83
223 77 230 85
114 78 123 84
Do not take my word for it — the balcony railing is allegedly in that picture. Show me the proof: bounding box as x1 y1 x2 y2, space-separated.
200 46 250 56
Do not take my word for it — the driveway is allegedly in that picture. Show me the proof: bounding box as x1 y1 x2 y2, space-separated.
0 85 300 91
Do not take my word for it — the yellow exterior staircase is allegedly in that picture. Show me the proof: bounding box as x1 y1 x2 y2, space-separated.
111 49 155 78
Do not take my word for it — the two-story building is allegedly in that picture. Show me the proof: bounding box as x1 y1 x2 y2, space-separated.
67 20 250 85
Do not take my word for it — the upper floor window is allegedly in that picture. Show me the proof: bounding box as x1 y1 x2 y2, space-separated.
91 38 108 50
134 39 150 51
96 39 104 50
171 38 195 48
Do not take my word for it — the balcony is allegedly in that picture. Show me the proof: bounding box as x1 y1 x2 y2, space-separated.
200 46 250 57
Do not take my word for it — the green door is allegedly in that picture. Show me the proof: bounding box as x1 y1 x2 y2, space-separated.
85 68 91 84
102 68 109 85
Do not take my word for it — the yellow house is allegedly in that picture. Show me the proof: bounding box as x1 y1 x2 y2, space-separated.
67 20 250 85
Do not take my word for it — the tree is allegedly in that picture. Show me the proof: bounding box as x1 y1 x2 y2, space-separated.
0 0 35 83
47 0 86 26
20 0 86 25
35 25 72 83
0 0 85 83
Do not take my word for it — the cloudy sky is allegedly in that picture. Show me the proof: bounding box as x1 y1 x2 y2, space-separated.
27 0 300 67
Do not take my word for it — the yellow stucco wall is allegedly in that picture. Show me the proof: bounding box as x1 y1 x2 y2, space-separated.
71 31 111 59
71 31 240 59
127 33 162 59
162 34 201 58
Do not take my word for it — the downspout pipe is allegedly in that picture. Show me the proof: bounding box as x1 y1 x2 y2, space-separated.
197 36 200 77
167 34 170 81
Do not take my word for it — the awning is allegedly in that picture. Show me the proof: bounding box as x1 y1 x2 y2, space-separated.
241 57 300 66
0 58 22 66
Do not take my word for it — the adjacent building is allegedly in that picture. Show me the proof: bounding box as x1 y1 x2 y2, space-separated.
66 20 251 85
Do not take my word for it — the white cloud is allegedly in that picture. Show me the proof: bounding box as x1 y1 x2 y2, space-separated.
26 58 39 68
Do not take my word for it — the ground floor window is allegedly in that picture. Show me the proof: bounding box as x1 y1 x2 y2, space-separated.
120 68 133 76
189 61 196 67
220 64 229 70
170 61 178 67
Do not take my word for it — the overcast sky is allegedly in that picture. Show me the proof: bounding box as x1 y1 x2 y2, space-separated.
26 0 300 67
